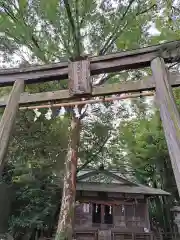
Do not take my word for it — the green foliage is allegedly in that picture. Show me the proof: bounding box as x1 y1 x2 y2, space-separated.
113 98 180 232
5 111 69 237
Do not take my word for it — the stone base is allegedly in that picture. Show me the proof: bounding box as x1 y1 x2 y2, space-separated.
171 206 180 234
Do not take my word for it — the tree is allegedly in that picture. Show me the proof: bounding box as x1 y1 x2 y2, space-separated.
112 95 180 232
5 109 70 239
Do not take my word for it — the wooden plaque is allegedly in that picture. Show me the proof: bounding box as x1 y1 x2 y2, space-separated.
68 58 91 96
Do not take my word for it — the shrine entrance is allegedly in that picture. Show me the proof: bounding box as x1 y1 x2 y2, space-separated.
0 40 180 239
92 204 113 225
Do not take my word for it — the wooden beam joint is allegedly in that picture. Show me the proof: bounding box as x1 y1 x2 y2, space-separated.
0 40 179 87
68 57 91 97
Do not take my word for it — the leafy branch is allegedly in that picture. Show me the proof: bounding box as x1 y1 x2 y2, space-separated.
63 0 81 56
99 2 157 57
1 1 47 62
172 6 180 14
99 0 136 55
77 135 110 172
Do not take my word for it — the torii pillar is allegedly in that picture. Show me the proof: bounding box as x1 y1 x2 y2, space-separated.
151 57 180 197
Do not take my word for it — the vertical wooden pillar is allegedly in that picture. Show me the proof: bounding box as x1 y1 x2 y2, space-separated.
0 183 13 234
0 80 24 175
151 57 180 197
145 198 150 230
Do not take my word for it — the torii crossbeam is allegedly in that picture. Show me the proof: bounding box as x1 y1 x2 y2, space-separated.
0 40 180 196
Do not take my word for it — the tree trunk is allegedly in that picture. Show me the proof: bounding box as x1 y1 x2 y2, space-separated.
55 114 80 240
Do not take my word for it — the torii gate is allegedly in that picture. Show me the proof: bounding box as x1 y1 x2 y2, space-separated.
0 40 180 198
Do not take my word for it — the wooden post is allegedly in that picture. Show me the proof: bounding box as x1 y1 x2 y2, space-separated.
68 57 91 96
0 80 24 175
151 57 180 197
0 183 13 234
145 198 150 231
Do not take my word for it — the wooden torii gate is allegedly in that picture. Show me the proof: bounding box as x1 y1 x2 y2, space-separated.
0 40 180 197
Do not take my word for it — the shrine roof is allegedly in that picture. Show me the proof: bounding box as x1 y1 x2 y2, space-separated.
76 168 170 196
76 181 170 196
